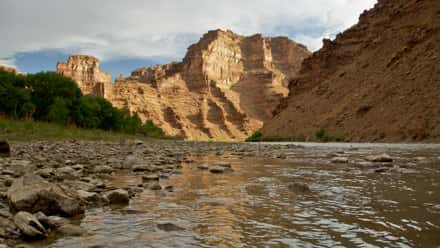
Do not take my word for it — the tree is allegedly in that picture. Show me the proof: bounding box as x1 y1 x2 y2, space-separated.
47 97 70 124
0 70 34 118
26 72 82 121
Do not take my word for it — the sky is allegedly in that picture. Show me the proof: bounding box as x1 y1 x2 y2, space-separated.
0 0 377 78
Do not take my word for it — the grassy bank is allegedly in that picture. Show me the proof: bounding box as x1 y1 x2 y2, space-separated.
0 118 159 142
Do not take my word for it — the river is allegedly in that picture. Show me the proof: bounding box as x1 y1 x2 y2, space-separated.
36 143 440 247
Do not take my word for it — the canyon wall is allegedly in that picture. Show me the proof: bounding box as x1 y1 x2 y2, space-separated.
57 30 310 140
0 65 17 74
57 55 113 99
262 0 440 142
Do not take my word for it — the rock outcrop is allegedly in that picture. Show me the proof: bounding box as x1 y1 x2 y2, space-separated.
57 30 310 140
262 0 440 142
57 55 113 98
7 173 84 216
112 30 309 140
0 65 17 74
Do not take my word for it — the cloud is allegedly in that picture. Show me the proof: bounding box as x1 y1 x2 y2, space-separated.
0 0 377 70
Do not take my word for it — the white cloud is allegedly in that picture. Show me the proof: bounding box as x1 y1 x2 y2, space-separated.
0 0 377 64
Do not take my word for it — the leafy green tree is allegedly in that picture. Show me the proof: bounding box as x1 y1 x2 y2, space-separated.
0 70 34 118
47 97 70 124
26 72 82 120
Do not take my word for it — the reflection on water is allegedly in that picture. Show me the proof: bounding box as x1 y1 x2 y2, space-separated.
50 144 440 247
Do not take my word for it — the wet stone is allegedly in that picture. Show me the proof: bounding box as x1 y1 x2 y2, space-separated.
13 211 47 239
132 164 152 172
210 166 233 174
213 161 231 168
366 153 393 163
0 141 10 158
104 189 129 205
142 174 159 182
149 182 162 191
288 182 311 194
156 221 185 232
197 164 209 170
331 157 349 163
57 224 85 237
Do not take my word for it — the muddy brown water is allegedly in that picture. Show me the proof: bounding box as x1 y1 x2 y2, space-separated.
33 143 440 247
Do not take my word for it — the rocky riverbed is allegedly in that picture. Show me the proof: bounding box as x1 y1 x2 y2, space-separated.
0 140 440 247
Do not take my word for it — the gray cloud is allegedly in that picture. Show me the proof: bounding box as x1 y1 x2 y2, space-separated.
0 0 377 67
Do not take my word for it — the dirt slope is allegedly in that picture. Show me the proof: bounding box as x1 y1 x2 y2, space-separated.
262 0 440 142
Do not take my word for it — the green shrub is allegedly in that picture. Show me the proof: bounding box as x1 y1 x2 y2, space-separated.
139 120 165 138
246 131 263 142
315 128 344 142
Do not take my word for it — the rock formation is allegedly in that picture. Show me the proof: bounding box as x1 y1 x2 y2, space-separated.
56 55 112 98
0 65 17 74
58 30 310 140
262 0 440 142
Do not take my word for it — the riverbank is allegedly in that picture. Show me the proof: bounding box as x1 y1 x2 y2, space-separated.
1 140 439 247
0 118 174 142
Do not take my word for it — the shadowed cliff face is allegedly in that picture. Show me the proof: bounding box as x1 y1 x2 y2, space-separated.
262 0 440 142
58 30 310 140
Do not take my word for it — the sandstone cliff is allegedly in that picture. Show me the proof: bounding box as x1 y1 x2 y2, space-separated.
57 55 113 98
112 30 310 140
0 65 17 74
262 0 440 142
58 30 310 140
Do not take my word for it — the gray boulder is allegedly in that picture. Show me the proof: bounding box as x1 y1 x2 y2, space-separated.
0 141 10 157
0 216 20 239
7 173 84 216
13 211 47 239
104 189 129 205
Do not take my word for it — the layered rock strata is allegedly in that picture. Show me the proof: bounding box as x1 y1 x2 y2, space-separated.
57 30 310 140
56 55 112 98
0 65 17 74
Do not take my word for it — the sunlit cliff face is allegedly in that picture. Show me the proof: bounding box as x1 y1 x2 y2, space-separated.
57 30 310 141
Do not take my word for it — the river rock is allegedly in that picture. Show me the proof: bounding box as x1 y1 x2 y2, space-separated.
366 153 393 163
34 212 68 229
56 167 77 180
331 157 349 163
156 221 185 232
212 161 231 168
57 224 85 236
36 168 55 179
7 173 84 216
0 141 10 157
94 165 114 174
132 164 152 172
374 167 390 173
142 174 159 182
0 216 20 239
209 165 232 174
104 189 129 205
77 190 101 204
13 211 47 239
288 182 311 194
149 182 162 190
197 164 209 170
45 216 70 229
